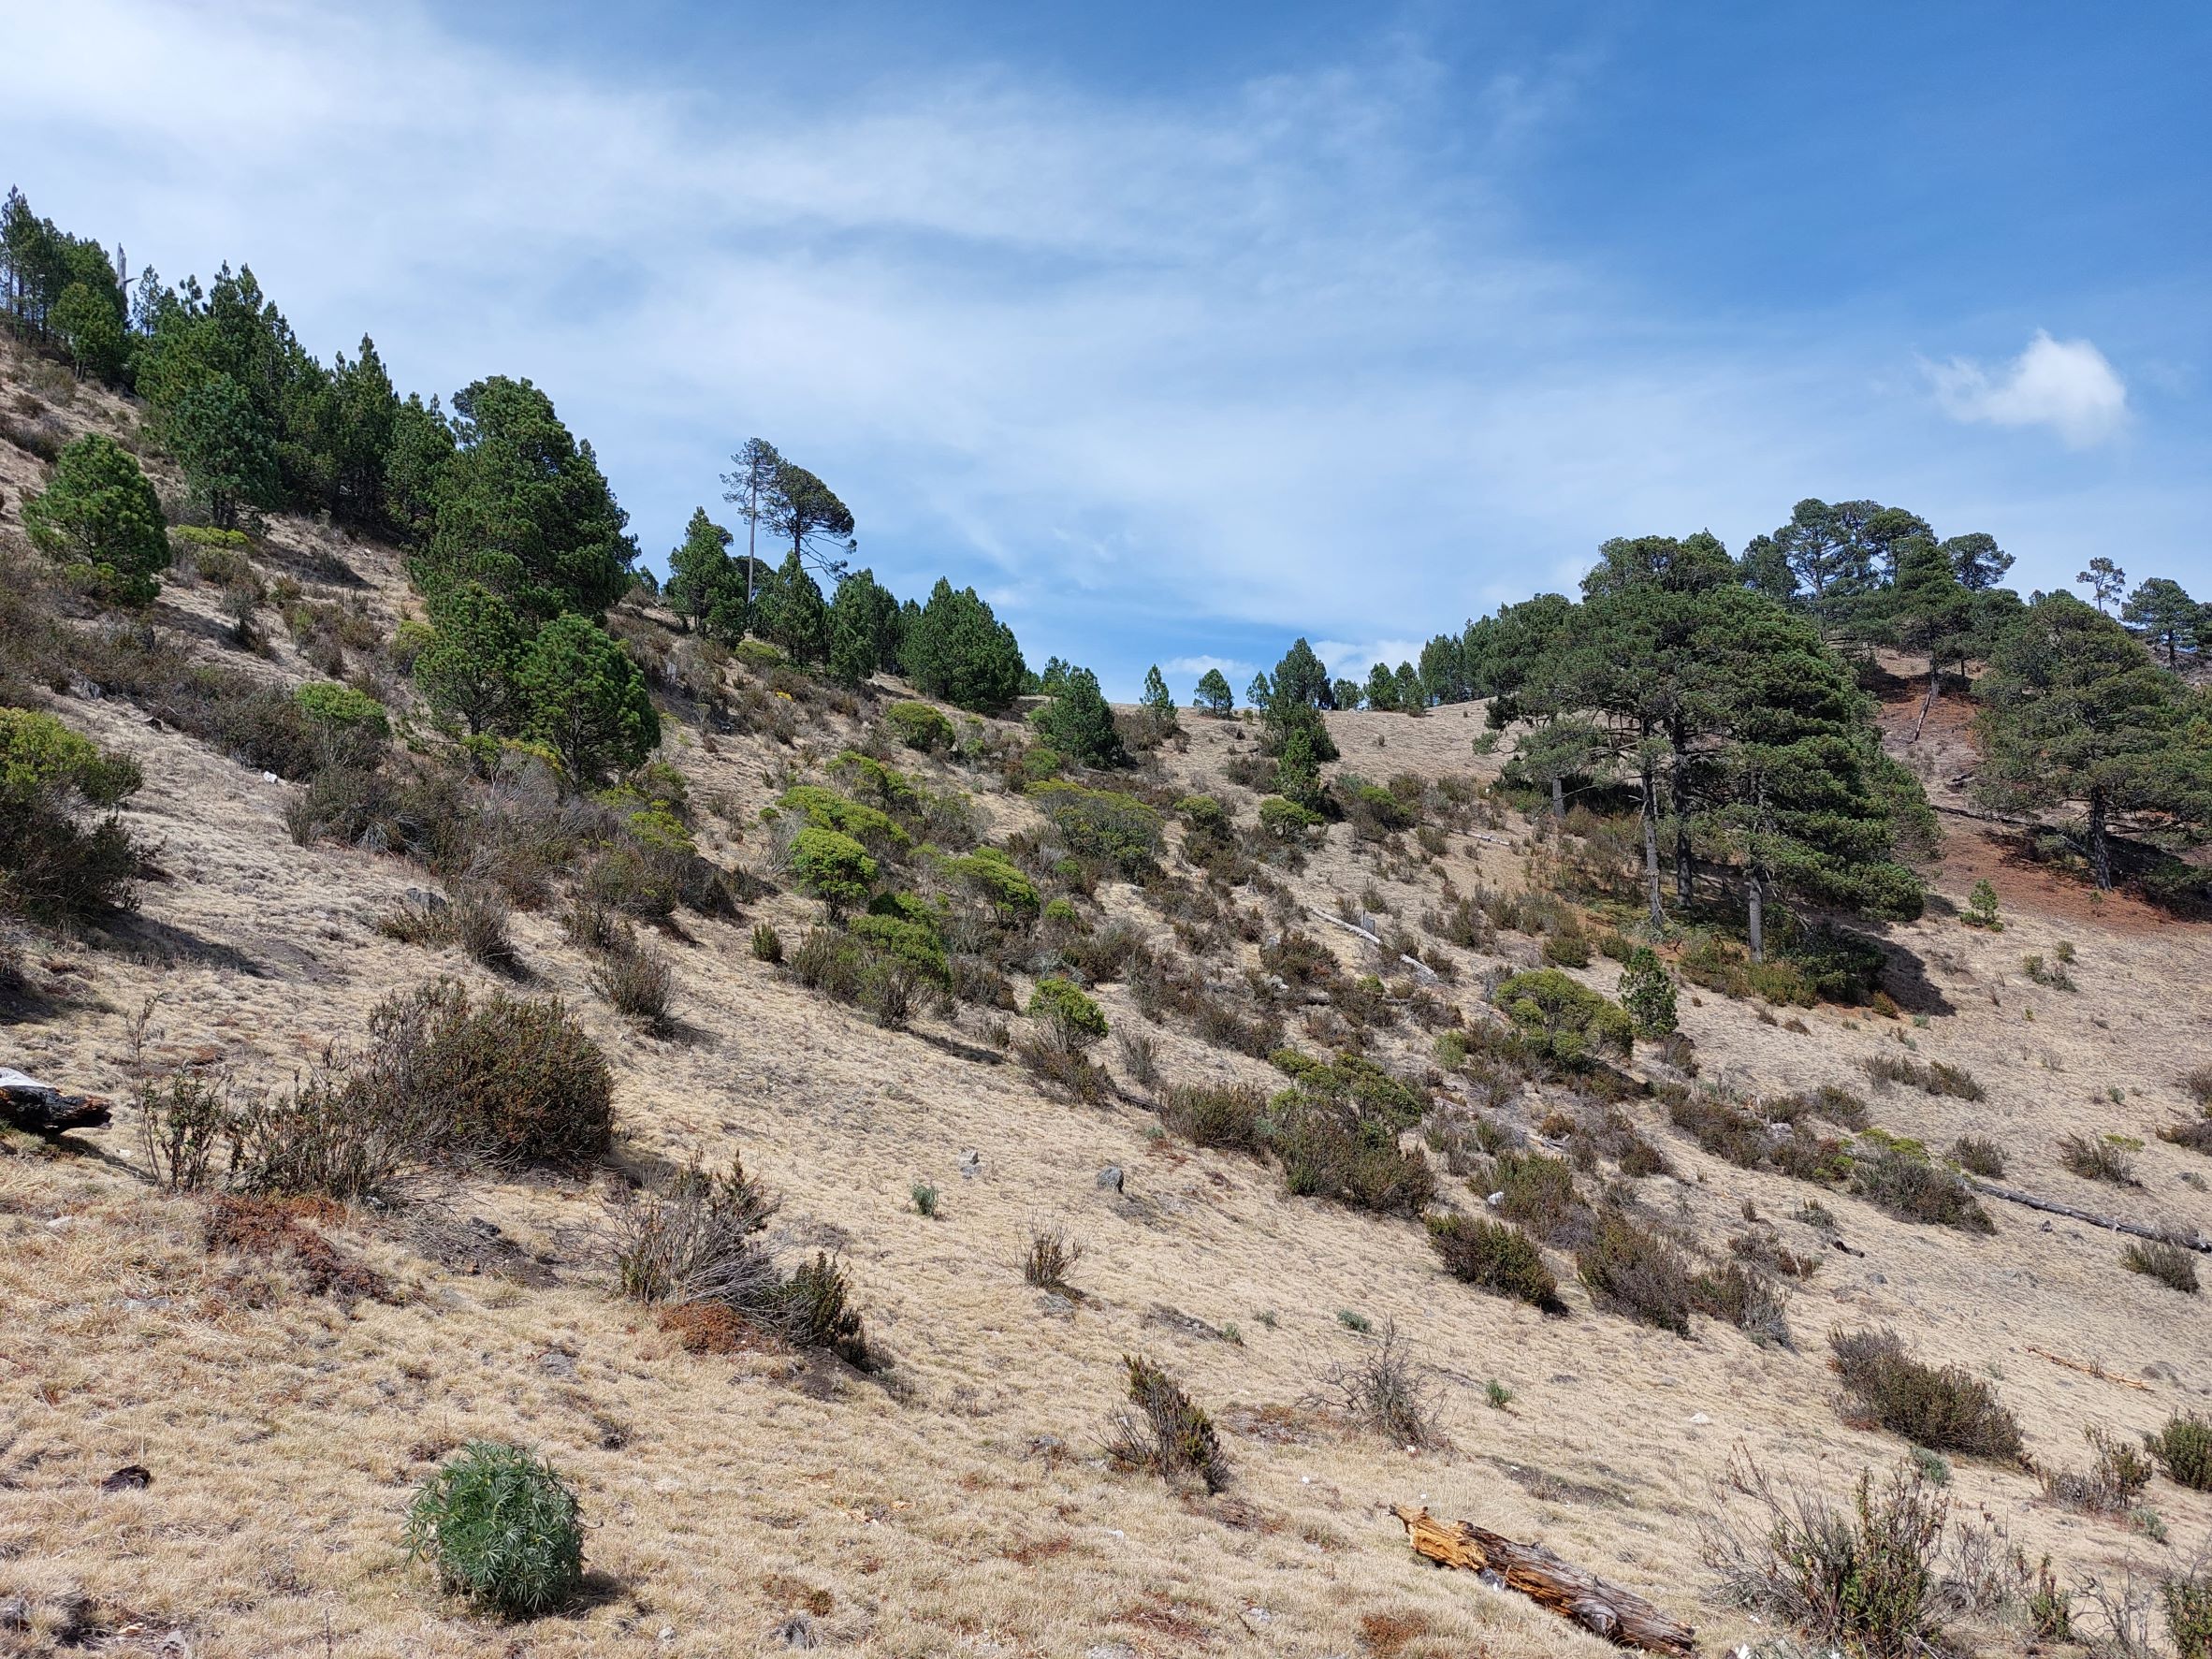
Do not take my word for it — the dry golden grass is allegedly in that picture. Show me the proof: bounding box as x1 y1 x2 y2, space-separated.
5 339 2211 1658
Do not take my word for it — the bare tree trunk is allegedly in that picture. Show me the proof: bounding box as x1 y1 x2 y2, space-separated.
1746 868 1764 963
2088 785 2111 891
1550 775 1564 822
1639 760 1664 936
1909 661 1940 741
1669 738 1692 907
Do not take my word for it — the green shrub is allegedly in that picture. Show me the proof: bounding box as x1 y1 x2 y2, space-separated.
1174 793 1230 837
22 433 169 605
1257 795 1323 840
1160 1082 1270 1154
847 911 950 984
750 922 782 963
2146 1413 2212 1491
1027 975 1107 1050
1488 1148 1589 1242
1576 1207 1694 1335
1494 968 1633 1066
293 681 390 767
1828 1329 2023 1460
1948 1135 2004 1178
2059 1131 2138 1186
939 845 1040 921
1426 1213 1561 1310
0 706 144 921
1274 1110 1433 1215
883 699 954 752
404 1442 584 1617
1850 1146 1993 1233
1618 947 1678 1038
789 825 878 911
2167 1570 2212 1659
1028 781 1162 877
1106 1353 1229 1493
366 980 613 1167
778 783 910 853
2123 1238 2200 1294
173 523 251 550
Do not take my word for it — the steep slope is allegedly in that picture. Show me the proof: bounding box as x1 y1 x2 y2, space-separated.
3 340 2210 1659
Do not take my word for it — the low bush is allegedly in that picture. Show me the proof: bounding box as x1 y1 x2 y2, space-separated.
2146 1412 2212 1491
1022 1218 1084 1290
1487 1147 1590 1244
1106 1353 1229 1492
1160 1081 1270 1154
610 1154 779 1307
2123 1238 2200 1294
1828 1329 2023 1460
1576 1207 1694 1336
1275 1110 1434 1215
789 825 878 911
1257 794 1323 841
1850 1145 1993 1233
0 706 145 921
2058 1132 2139 1186
405 1442 584 1617
1028 780 1163 877
1492 968 1633 1067
1859 1052 1985 1101
750 922 782 963
1701 1452 1951 1659
2168 1570 2212 1659
590 942 674 1032
882 699 953 752
1027 975 1107 1051
1425 1213 1561 1311
1690 1260 1794 1347
1948 1135 2005 1178
1309 1318 1445 1448
2040 1427 2153 1514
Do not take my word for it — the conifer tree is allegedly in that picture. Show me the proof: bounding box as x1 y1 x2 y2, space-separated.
665 507 735 634
2121 577 2199 666
22 434 168 605
517 614 660 781
756 549 829 664
1139 664 1178 735
827 568 901 685
1035 666 1126 767
413 582 526 736
1192 668 1233 717
170 372 280 530
1975 594 2210 889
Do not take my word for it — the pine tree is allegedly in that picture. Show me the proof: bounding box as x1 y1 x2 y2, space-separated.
22 434 168 605
1192 668 1233 717
1975 594 2211 889
51 281 124 381
665 507 735 634
517 615 660 781
899 579 1027 711
827 568 901 685
1889 535 1973 737
2121 577 2199 666
1363 662 1397 712
1139 664 1178 735
2077 557 2127 615
1034 666 1126 767
756 549 829 664
414 583 526 735
169 372 280 530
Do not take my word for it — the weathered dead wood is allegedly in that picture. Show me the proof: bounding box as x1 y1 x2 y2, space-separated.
1302 907 1439 983
1390 1505 1695 1654
2025 1346 2151 1391
1966 1179 2211 1254
0 1070 110 1136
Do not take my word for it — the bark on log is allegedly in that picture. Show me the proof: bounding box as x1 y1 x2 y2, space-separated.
0 1070 111 1136
2024 1346 2151 1391
1303 907 1440 983
1390 1505 1696 1654
1966 1179 2211 1255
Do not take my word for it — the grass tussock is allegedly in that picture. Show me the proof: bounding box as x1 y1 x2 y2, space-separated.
1828 1329 2024 1462
2038 1427 2151 1514
1860 1052 1985 1101
1022 1218 1084 1291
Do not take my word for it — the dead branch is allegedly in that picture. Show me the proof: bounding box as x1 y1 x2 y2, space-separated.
1965 1179 2211 1254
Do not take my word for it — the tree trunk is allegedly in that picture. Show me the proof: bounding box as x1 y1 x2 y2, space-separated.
1669 737 1692 907
2088 785 2111 891
1639 760 1664 936
1910 662 1940 742
1746 868 1764 963
1550 775 1564 822
1390 1506 1696 1655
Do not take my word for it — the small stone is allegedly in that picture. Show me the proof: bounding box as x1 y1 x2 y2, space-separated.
1688 1412 1711 1426
539 1349 578 1379
1097 1165 1124 1192
775 1613 819 1650
100 1463 153 1492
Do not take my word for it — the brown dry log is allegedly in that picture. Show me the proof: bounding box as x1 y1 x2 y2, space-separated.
1390 1505 1695 1654
0 1070 110 1136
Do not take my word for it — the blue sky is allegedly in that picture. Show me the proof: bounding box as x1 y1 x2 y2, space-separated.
8 2 2209 698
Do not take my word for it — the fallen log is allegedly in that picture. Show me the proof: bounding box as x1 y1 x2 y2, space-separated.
1303 907 1439 984
1966 1179 2211 1255
1390 1505 1695 1654
0 1069 111 1137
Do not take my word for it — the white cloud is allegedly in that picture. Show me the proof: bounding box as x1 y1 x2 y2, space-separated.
1929 330 2129 447
1313 639 1430 684
1161 655 1251 680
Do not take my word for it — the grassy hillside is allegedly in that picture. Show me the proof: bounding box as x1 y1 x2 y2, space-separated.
3 334 2210 1659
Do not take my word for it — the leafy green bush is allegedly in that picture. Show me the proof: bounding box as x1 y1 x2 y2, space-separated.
1426 1213 1561 1310
405 1442 584 1617
778 783 910 854
847 911 950 984
1028 781 1162 877
293 681 390 768
939 845 1039 922
1829 1328 2023 1460
1850 1145 1993 1232
0 706 144 921
1494 968 1633 1066
882 699 954 752
1257 795 1323 840
790 825 878 911
1617 946 1678 1038
2146 1413 2212 1491
1027 975 1107 1050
